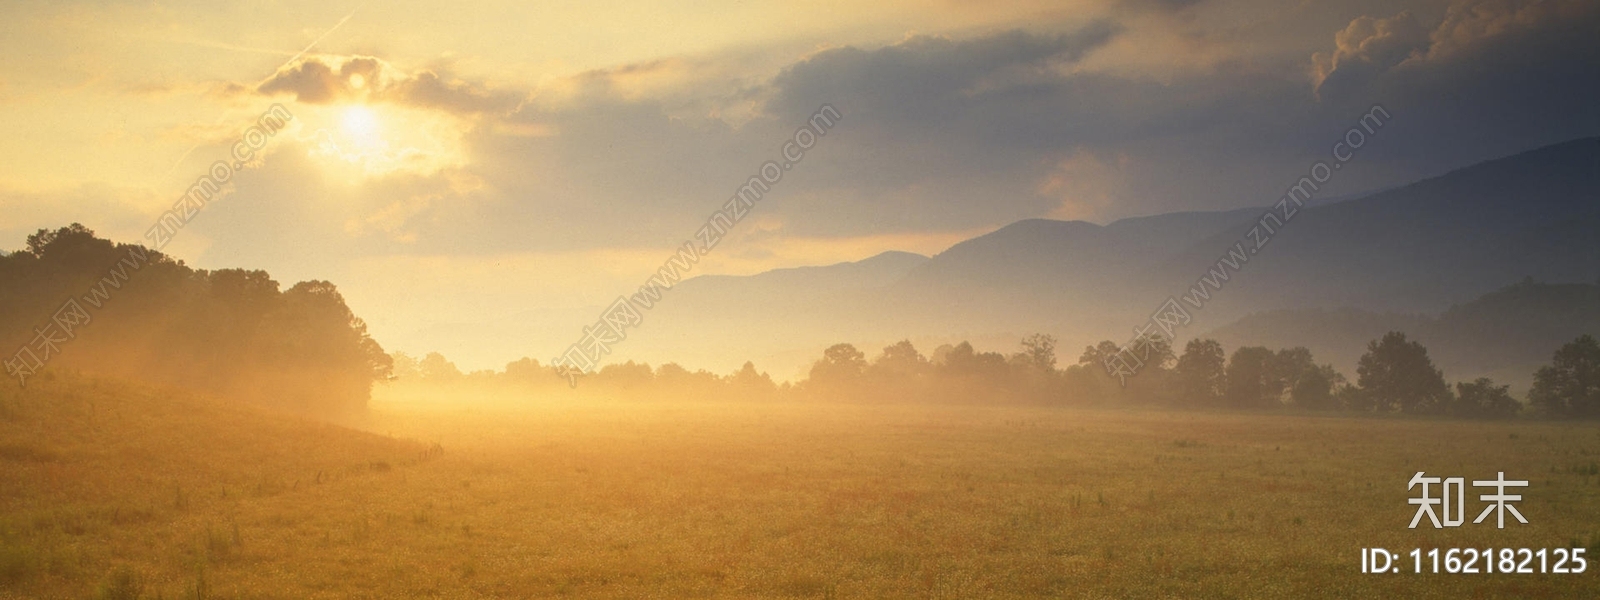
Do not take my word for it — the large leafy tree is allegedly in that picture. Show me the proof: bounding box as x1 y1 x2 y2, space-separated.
2 225 391 413
809 343 867 386
1528 334 1600 418
869 340 929 381
1452 378 1522 418
1273 347 1344 409
1077 340 1123 369
1176 338 1226 405
1225 346 1280 408
1356 331 1450 414
1290 363 1346 410
1017 334 1058 373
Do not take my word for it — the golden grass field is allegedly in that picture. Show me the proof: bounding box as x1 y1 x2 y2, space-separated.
3 375 1599 598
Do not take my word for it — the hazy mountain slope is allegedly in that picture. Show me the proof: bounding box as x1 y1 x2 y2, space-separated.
894 210 1261 319
884 136 1600 341
672 250 928 302
1167 137 1599 317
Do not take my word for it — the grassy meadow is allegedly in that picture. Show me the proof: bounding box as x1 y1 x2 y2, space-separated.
3 375 1599 598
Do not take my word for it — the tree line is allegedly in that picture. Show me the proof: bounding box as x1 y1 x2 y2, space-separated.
1 224 391 413
9 225 1594 419
398 330 1600 419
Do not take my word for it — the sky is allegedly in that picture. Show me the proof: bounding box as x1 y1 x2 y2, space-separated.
2 0 1597 371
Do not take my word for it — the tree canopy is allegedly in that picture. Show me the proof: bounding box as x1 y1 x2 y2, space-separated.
1 224 390 414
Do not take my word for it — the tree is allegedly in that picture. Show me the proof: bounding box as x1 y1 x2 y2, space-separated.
2 226 387 413
597 361 654 388
1453 378 1522 418
809 343 867 387
1078 341 1122 369
1271 348 1313 401
419 352 462 381
391 352 422 381
1528 334 1600 418
1176 339 1226 405
653 362 721 396
655 362 692 383
1225 346 1280 408
1356 332 1450 414
503 357 543 383
939 341 1008 381
1017 334 1058 373
1290 363 1345 410
1338 383 1370 412
1121 334 1176 403
869 340 929 381
1272 347 1343 409
728 361 777 399
1130 335 1176 372
25 223 99 258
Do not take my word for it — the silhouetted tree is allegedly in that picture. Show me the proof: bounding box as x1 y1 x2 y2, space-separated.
2 226 390 413
939 341 1009 382
391 352 422 380
1269 347 1343 408
728 361 777 399
419 352 462 381
1121 335 1176 403
1528 334 1600 418
810 343 867 385
1452 378 1522 418
1356 332 1450 414
1225 346 1280 408
1078 341 1122 369
1337 383 1369 412
1290 363 1345 410
1017 334 1058 373
869 340 930 381
502 357 557 385
597 360 654 388
1176 339 1226 405
653 362 721 397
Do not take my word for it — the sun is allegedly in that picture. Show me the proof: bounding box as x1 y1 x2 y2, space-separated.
307 103 466 178
341 105 380 138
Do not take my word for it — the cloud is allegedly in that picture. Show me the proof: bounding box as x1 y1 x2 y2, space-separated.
1119 0 1206 14
1306 0 1600 174
1312 0 1600 100
254 55 522 116
766 24 1123 126
1426 0 1597 59
185 6 1597 263
1037 149 1135 221
1311 11 1429 97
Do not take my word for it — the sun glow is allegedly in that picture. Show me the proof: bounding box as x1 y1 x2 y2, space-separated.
341 106 379 138
309 103 466 178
